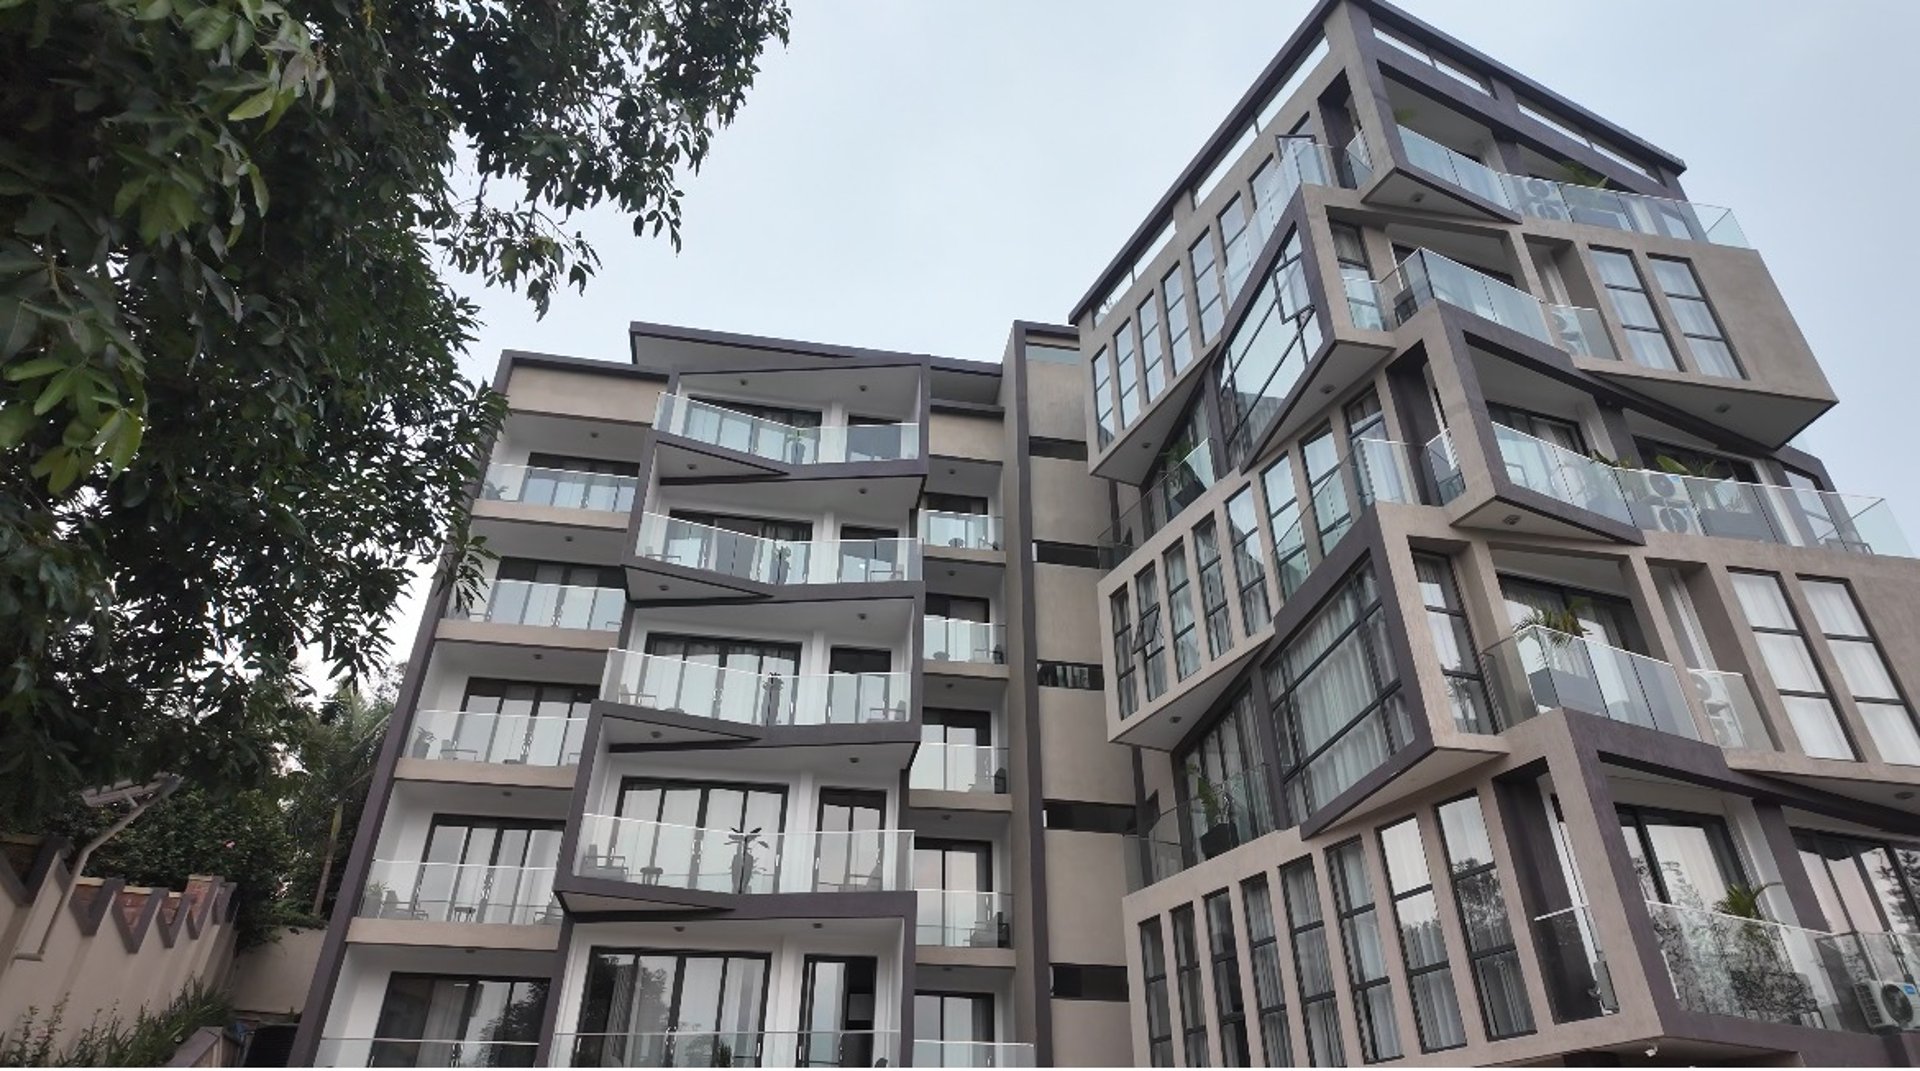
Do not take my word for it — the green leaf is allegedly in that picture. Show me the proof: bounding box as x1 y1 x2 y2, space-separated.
0 302 40 359
31 367 80 414
0 404 32 448
135 0 173 20
4 355 64 381
228 87 278 122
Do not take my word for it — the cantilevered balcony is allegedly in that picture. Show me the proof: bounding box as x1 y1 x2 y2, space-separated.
1124 765 1276 891
917 889 1012 949
313 1037 539 1067
652 393 921 477
629 513 921 599
596 648 910 745
924 617 1006 668
404 708 584 768
570 814 912 902
480 463 637 515
1097 440 1216 571
1646 900 1866 1031
356 860 560 927
1480 623 1766 747
556 1029 900 1069
918 510 1003 552
1376 249 1614 359
909 743 1008 795
447 579 623 633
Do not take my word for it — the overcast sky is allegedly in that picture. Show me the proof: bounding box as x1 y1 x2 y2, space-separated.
353 0 1920 681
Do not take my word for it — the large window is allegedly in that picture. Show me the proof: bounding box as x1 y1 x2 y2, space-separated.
1328 840 1403 1062
1193 232 1225 344
1262 457 1309 599
1116 319 1142 427
1177 692 1271 855
1729 571 1856 760
1172 905 1211 1067
1218 230 1321 466
1219 196 1254 299
613 778 788 894
1413 555 1494 733
1333 223 1382 329
1795 829 1920 935
1617 805 1746 909
1141 921 1175 1067
571 950 768 1067
1281 858 1344 1066
1090 347 1116 447
1111 588 1138 719
1241 875 1292 1065
1137 565 1169 701
1194 518 1233 660
1165 543 1202 680
1801 579 1920 765
1226 487 1272 632
1378 818 1467 1052
372 974 547 1067
442 679 592 766
1268 565 1409 821
1140 295 1168 401
1436 795 1534 1039
1590 249 1677 371
1165 268 1195 374
1648 256 1741 378
1204 891 1252 1066
1302 424 1351 551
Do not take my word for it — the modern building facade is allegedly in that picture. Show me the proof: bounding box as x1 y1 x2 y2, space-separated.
294 0 1920 1065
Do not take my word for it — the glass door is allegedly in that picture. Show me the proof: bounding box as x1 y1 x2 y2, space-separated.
914 992 995 1067
614 779 787 893
570 950 769 1067
411 818 562 924
815 789 889 893
370 974 547 1067
799 956 879 1067
915 840 996 948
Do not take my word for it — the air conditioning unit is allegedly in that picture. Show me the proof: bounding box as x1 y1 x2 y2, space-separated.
1855 979 1920 1031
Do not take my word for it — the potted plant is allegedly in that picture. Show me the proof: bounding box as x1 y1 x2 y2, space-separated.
1712 882 1821 1024
1188 764 1239 859
727 825 768 894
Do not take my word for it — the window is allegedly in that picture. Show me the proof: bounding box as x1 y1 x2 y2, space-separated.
1241 876 1292 1065
1165 543 1202 680
1194 518 1233 659
1281 859 1344 1066
637 634 802 723
1794 829 1920 935
403 818 562 925
1038 661 1104 690
1333 222 1382 330
1379 818 1467 1051
1516 99 1655 181
1302 424 1352 552
1115 319 1142 427
1137 565 1169 701
1227 487 1272 631
1219 230 1320 466
1647 257 1741 378
374 974 548 1067
488 559 623 630
1164 268 1196 374
1141 921 1175 1067
1140 295 1168 401
1220 197 1255 300
1030 435 1088 461
1111 588 1138 719
916 992 995 1064
1172 905 1211 1067
1268 565 1409 821
1192 232 1225 344
1345 390 1410 505
1050 964 1130 1002
1617 805 1747 910
1262 457 1309 599
570 951 765 1067
1413 555 1494 732
1328 840 1403 1061
1204 892 1252 1065
1589 250 1677 370
1033 540 1103 568
1090 348 1116 447
513 452 640 512
1373 26 1489 95
447 679 592 766
1436 795 1534 1039
1178 692 1272 852
1729 572 1856 760
1802 580 1920 764
613 778 787 893
1043 799 1135 833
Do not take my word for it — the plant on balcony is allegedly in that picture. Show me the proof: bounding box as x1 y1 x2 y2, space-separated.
726 825 768 895
1558 161 1609 188
1514 602 1603 714
1186 764 1238 860
1514 603 1588 642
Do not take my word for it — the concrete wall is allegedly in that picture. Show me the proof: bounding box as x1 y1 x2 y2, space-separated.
502 365 662 424
227 927 327 1020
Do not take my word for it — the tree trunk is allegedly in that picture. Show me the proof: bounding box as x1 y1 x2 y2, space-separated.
312 800 345 917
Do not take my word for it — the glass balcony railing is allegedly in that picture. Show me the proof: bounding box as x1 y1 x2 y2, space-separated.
1398 126 1514 210
925 616 1005 665
1647 900 1854 1030
1098 439 1216 569
1125 764 1275 891
1544 303 1616 360
556 1030 898 1069
918 510 1003 551
1482 624 1704 739
357 860 560 926
1693 668 1771 750
313 1037 539 1068
1425 430 1464 505
1613 468 1912 558
448 580 623 632
1491 423 1635 525
917 889 1012 948
407 709 585 767
655 394 921 465
634 514 921 584
480 463 637 514
909 742 1008 795
600 650 911 727
575 814 912 895
1391 124 1748 247
1531 905 1619 1023
912 1041 1036 1068
1378 248 1552 343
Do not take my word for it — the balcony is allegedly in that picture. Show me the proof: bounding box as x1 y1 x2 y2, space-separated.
1377 249 1613 359
912 1041 1036 1068
909 743 1008 795
405 709 584 768
555 1030 898 1068
1397 126 1514 212
1097 439 1216 571
1124 765 1276 891
653 394 921 473
598 649 911 739
313 1037 538 1067
357 860 560 926
1482 623 1766 744
480 463 637 515
918 510 1003 552
1531 905 1620 1023
924 617 1006 667
572 814 912 897
917 889 1012 949
1647 900 1856 1030
631 513 921 597
447 580 622 633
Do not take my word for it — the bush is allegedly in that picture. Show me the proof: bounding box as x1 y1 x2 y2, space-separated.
0 980 231 1067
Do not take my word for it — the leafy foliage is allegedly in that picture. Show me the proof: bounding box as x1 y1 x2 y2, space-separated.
0 0 790 824
0 979 232 1067
282 671 395 917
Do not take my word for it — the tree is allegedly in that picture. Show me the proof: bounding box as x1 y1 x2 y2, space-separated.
283 674 396 918
0 0 792 826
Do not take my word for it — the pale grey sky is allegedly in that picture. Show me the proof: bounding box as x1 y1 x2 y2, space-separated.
354 0 1920 680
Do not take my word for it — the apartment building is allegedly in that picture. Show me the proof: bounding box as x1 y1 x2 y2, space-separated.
293 0 1920 1066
